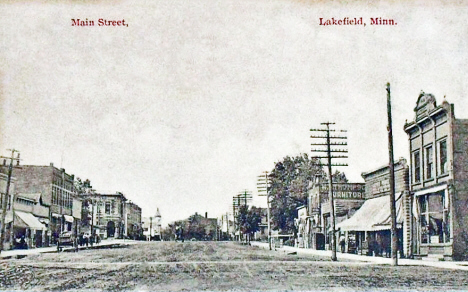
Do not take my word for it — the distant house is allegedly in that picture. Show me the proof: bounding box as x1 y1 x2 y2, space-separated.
142 208 162 240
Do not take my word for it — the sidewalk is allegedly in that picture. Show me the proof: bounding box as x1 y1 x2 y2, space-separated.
0 238 137 260
250 241 468 271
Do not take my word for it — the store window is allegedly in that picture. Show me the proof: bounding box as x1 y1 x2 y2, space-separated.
426 146 433 179
439 140 448 175
418 190 450 244
414 150 421 183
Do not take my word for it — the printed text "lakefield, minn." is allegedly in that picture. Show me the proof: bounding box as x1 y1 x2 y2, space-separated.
319 17 397 27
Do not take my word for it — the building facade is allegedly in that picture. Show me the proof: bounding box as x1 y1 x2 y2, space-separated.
126 201 142 239
142 208 162 240
0 163 81 247
308 182 366 250
92 192 127 239
404 93 468 260
336 158 410 256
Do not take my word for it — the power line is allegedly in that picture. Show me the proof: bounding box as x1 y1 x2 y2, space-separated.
310 123 348 261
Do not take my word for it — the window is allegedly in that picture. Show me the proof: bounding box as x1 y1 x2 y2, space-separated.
52 186 57 205
418 190 450 244
414 151 421 183
105 202 111 214
439 140 447 175
426 146 433 179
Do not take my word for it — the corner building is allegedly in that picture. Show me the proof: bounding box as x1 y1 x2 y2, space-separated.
404 93 468 260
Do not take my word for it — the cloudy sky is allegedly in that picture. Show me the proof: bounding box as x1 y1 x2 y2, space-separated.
1 0 467 226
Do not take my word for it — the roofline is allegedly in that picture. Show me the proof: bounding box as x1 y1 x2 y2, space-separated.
361 157 408 178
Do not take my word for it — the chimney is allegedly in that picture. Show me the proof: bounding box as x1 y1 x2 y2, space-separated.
50 162 54 167
205 212 208 218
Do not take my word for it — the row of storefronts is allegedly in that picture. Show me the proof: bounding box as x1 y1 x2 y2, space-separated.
0 163 143 250
298 92 468 261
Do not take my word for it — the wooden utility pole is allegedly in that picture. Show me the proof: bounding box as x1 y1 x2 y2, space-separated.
0 149 20 254
233 191 252 242
387 83 398 266
311 124 348 261
150 216 153 240
257 171 272 250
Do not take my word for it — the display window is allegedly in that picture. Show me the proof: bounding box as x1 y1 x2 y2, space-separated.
418 190 450 244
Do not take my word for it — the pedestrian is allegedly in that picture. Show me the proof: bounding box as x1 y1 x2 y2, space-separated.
339 234 346 253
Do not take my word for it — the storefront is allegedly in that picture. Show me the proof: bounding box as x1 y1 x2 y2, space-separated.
336 193 405 256
411 184 452 258
404 93 468 260
307 182 366 251
13 211 47 249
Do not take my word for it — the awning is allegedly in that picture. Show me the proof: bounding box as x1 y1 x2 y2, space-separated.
16 193 41 203
15 211 47 230
0 212 14 224
64 215 74 223
38 218 50 225
336 193 404 232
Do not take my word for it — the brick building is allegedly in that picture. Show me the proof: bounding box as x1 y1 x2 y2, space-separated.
86 192 127 239
126 201 142 239
0 163 81 247
404 93 468 260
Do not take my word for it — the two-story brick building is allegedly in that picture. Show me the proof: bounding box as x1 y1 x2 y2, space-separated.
126 201 142 239
89 192 127 239
0 163 81 246
404 93 468 260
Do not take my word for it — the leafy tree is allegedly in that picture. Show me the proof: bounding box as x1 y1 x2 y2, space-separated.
332 170 348 183
74 178 94 228
269 153 325 234
236 205 262 242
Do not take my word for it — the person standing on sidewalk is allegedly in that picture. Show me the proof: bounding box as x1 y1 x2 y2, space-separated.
339 234 346 253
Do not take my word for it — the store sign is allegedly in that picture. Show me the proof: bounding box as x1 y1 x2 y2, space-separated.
321 183 365 200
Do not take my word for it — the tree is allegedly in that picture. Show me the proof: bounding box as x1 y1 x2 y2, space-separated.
332 170 348 183
269 153 325 234
74 178 94 228
236 205 262 243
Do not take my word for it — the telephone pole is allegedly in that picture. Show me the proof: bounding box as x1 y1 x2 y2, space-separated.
257 171 272 250
387 83 398 266
232 191 252 242
311 124 347 261
0 149 20 254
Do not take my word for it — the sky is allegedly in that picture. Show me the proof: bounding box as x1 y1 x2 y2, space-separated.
1 0 467 226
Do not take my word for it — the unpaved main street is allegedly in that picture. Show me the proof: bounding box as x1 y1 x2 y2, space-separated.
1 241 468 291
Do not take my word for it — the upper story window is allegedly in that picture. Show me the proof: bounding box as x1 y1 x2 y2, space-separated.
105 202 111 214
439 140 448 175
414 150 421 183
426 146 433 179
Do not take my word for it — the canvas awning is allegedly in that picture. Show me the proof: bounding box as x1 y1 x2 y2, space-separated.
64 215 74 223
16 193 41 203
336 193 404 232
0 212 13 224
15 211 47 230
